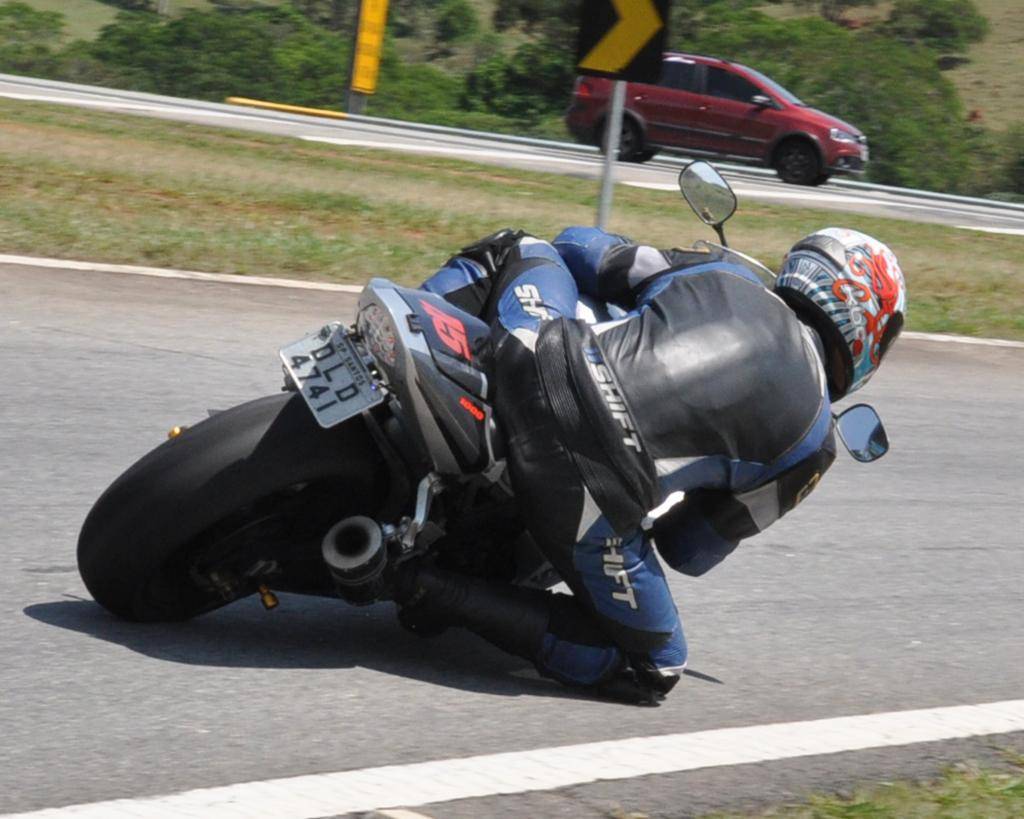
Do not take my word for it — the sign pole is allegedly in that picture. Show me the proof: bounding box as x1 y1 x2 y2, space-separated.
576 0 668 229
596 79 626 230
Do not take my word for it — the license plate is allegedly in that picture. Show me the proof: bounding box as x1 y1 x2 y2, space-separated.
280 324 383 428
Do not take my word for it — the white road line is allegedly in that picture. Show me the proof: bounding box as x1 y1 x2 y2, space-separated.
957 225 1024 236
624 181 1024 222
4 700 1023 819
902 331 1024 349
730 186 891 206
623 181 885 206
2 254 1021 349
623 181 682 191
0 254 362 293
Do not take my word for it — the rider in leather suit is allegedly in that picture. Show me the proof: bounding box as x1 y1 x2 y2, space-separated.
395 225 907 704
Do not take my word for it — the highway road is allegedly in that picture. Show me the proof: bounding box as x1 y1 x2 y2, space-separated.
1 261 1022 817
3 73 1024 236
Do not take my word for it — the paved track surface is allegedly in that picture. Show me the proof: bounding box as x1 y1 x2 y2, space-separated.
2 74 1024 234
1 264 1022 816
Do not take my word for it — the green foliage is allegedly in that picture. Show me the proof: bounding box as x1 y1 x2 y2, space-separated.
435 0 477 45
84 7 341 101
884 0 989 54
56 6 355 106
370 38 461 119
0 1 63 73
462 39 575 126
290 0 353 32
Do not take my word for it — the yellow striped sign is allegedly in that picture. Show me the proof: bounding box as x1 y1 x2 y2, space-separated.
351 0 389 95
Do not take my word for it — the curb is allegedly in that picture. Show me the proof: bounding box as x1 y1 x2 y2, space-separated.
3 254 1021 349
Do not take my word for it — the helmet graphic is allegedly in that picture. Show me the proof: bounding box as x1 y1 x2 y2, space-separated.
776 228 906 399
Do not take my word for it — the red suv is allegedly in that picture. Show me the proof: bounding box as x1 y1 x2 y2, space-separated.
566 53 869 185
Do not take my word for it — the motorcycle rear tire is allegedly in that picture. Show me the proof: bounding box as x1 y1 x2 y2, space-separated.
77 393 385 622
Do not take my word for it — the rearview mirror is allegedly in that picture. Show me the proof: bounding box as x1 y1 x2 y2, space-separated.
835 404 889 463
678 161 737 242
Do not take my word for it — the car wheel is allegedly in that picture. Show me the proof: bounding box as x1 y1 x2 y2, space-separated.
599 117 643 162
812 173 831 186
636 148 659 163
774 139 821 185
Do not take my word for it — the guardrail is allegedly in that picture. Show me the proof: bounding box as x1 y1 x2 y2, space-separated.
4 72 1024 216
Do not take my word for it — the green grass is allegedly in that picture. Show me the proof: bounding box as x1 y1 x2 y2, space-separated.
947 0 1024 134
706 756 1024 818
22 0 118 41
0 96 1021 339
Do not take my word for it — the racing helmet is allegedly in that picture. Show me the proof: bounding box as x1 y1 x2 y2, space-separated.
776 228 906 400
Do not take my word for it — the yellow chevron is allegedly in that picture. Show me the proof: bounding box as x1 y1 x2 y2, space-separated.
579 0 662 74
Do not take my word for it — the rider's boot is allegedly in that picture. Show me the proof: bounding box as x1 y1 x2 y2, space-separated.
394 563 677 705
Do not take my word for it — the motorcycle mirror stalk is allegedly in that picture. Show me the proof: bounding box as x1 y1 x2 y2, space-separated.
678 160 738 247
678 161 776 286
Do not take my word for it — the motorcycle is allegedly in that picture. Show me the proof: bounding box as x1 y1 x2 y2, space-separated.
77 161 889 623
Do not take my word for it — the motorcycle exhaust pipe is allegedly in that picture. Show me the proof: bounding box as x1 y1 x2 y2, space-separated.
321 516 388 604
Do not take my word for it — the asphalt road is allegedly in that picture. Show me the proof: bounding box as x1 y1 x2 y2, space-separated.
2 73 1024 235
1 262 1022 816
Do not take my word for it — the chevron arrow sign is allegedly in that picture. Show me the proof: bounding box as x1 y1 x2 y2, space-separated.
577 0 670 82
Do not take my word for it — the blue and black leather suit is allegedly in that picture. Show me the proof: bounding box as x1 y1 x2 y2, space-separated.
409 226 836 698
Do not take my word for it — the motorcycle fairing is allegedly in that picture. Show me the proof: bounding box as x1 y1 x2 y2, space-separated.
357 279 500 477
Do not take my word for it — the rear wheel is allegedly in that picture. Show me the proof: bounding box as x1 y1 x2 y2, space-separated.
599 117 645 162
773 139 821 185
77 393 388 622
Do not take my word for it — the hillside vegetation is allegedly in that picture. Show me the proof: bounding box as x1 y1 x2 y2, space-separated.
1 0 1021 197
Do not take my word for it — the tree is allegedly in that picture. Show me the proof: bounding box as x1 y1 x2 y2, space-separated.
462 38 575 125
884 0 988 53
435 0 478 46
0 1 64 74
83 7 352 104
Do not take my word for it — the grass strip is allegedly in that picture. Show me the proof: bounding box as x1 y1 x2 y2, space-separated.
704 754 1024 818
1 98 1021 339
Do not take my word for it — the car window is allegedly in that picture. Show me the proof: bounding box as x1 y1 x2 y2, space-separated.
706 66 761 103
741 65 803 105
658 60 697 92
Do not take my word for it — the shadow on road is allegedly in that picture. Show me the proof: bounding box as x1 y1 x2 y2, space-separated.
24 595 603 703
